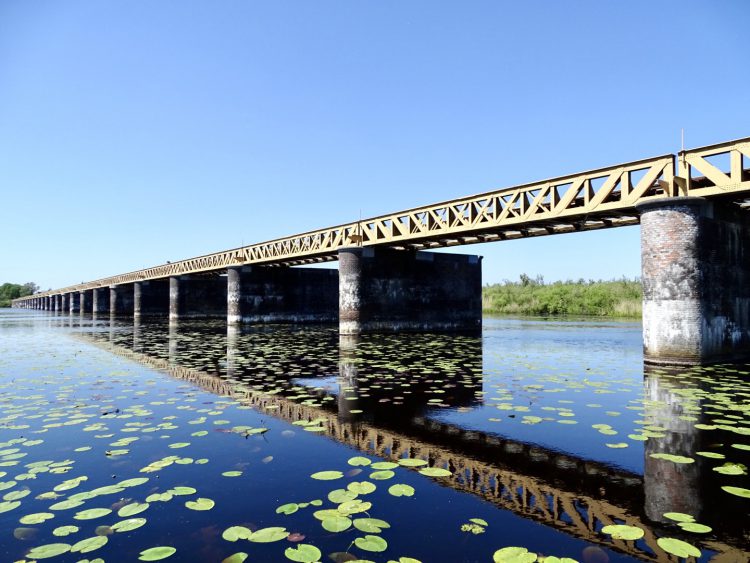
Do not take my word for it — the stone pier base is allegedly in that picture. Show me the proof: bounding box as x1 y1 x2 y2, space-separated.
338 247 482 334
227 266 338 324
638 197 750 364
93 288 109 314
69 292 80 314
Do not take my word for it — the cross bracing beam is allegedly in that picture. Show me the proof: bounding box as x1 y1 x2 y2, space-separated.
14 137 750 305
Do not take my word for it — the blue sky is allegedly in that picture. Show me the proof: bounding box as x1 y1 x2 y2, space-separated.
1 1 748 290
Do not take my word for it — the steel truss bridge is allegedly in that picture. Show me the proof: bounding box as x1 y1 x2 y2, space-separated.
15 136 750 305
76 332 750 563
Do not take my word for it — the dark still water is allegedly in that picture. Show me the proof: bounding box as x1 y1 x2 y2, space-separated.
0 311 748 563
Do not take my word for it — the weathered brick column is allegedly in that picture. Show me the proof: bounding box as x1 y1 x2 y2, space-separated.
638 197 750 364
338 247 482 334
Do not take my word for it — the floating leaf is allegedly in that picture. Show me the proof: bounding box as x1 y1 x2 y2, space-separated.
248 527 289 543
663 512 694 523
139 546 177 560
169 486 197 496
656 538 701 558
348 481 376 495
713 463 747 476
222 471 242 477
71 535 108 553
353 518 390 533
679 522 712 533
26 543 72 559
721 486 750 498
370 470 395 480
222 526 252 542
397 458 428 467
600 524 644 540
492 546 537 562
75 508 112 520
649 453 694 464
185 497 214 511
221 553 248 563
285 544 322 563
0 500 21 513
53 525 79 537
388 484 415 497
112 518 147 533
49 498 85 511
276 503 299 515
118 502 149 517
328 489 358 504
347 457 371 466
470 518 488 527
418 467 451 478
695 451 725 459
20 512 54 524
321 516 352 532
310 471 343 481
605 443 628 449
370 461 398 470
354 534 388 552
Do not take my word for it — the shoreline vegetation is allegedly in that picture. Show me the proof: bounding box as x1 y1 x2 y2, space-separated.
482 275 642 318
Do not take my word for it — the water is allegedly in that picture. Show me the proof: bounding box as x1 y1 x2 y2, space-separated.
0 310 748 562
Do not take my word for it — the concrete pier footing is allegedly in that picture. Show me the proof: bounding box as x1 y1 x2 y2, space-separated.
338 247 482 334
638 197 750 364
227 266 338 324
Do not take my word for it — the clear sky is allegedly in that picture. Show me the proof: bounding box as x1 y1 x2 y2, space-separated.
1 1 748 291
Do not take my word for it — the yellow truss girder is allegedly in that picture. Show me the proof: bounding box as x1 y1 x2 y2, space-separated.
15 136 750 303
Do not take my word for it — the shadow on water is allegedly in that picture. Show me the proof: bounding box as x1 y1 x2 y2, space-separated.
58 314 750 562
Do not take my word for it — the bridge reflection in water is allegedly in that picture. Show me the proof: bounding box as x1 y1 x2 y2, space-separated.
64 316 748 563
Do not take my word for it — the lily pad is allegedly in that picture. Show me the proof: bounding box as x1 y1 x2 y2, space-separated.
111 518 147 532
348 481 376 495
310 471 343 481
418 467 452 478
354 534 388 552
347 457 371 466
75 508 112 520
222 526 252 542
388 484 415 497
185 497 215 511
139 546 177 560
679 522 712 533
71 535 108 553
397 458 428 467
221 553 248 563
600 524 644 540
276 503 299 515
26 543 72 559
20 512 54 524
248 527 289 543
321 516 352 532
222 471 242 477
721 486 750 498
663 512 694 523
492 546 537 562
118 502 149 517
370 470 395 480
353 518 390 533
285 544 322 563
370 461 398 470
713 463 747 476
53 525 79 537
656 537 701 558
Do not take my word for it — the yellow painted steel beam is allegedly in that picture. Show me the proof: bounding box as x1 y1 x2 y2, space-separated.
14 136 750 304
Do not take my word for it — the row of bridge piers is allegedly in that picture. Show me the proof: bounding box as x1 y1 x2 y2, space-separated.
15 197 750 363
18 247 483 335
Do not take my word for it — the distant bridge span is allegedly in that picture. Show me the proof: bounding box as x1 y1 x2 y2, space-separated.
15 136 750 364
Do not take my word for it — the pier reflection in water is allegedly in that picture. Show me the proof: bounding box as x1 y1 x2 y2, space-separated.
61 315 750 562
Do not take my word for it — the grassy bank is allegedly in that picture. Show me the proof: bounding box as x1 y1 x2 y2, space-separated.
482 275 642 318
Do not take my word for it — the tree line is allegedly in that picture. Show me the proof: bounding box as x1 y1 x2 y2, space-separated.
0 282 39 308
